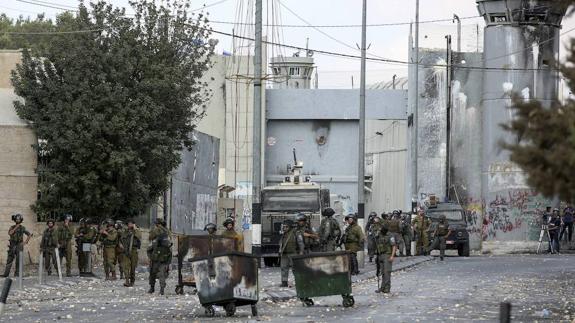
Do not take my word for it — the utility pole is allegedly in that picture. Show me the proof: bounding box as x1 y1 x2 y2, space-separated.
453 14 461 53
445 35 452 200
357 0 367 267
412 0 420 204
251 0 263 259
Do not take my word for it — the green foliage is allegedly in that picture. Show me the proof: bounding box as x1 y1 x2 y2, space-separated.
11 0 214 219
502 37 575 203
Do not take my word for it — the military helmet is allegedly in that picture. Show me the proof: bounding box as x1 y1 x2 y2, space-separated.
344 214 357 221
368 211 378 218
46 218 55 225
204 223 217 232
322 208 335 217
63 214 73 222
295 213 307 222
392 210 400 215
11 213 23 223
79 217 87 224
439 214 447 221
105 218 114 226
223 217 235 227
282 219 294 227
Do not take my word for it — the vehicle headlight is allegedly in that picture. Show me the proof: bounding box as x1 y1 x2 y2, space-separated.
262 237 271 243
457 231 463 237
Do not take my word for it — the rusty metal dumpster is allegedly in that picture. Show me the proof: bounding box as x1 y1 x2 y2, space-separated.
175 235 236 295
189 252 259 317
291 251 355 307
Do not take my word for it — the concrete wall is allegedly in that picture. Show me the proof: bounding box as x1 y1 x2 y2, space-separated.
0 50 42 265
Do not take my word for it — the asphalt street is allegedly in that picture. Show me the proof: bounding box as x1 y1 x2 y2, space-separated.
2 254 574 322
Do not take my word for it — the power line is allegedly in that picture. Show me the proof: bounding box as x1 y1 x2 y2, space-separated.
1 28 104 35
15 0 76 12
209 15 482 28
190 0 232 12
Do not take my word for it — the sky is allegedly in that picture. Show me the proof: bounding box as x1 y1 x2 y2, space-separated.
2 0 575 89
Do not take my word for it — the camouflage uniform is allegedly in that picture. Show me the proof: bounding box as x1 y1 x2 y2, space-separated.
221 229 244 252
386 217 403 256
366 216 382 262
412 214 431 256
400 216 413 256
428 217 450 260
319 213 341 252
100 224 118 280
279 221 305 287
119 225 141 287
2 221 32 277
75 222 96 274
115 223 125 279
148 224 172 295
375 228 396 293
343 219 365 275
56 222 74 276
40 224 58 275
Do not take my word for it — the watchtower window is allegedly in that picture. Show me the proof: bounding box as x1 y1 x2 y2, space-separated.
490 14 507 23
289 67 300 76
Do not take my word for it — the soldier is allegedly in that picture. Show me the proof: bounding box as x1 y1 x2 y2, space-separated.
400 213 413 257
100 219 118 280
56 214 74 277
342 214 365 275
148 218 172 295
2 214 32 277
365 211 378 262
203 223 217 255
412 209 431 256
386 211 403 256
375 224 397 294
115 220 125 279
427 214 451 261
318 207 341 252
40 219 58 275
279 218 305 287
75 218 96 275
119 219 141 287
221 217 244 252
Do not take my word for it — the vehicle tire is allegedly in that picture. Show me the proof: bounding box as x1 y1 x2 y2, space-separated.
462 243 470 257
302 298 314 307
457 244 463 257
204 305 215 317
225 302 236 317
175 285 184 295
251 304 258 317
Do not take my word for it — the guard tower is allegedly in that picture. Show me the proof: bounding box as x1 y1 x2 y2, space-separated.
269 51 315 89
477 0 567 219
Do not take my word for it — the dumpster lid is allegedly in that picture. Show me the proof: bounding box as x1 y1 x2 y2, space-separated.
290 250 352 261
188 251 260 263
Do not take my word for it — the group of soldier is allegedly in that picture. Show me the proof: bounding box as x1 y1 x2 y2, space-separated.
278 207 452 294
2 213 176 295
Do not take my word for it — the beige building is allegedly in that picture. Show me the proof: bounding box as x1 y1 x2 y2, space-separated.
0 50 42 266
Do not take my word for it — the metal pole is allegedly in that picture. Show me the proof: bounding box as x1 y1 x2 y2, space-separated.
251 0 263 260
357 0 367 268
453 14 461 53
499 302 512 323
54 248 62 281
445 35 452 200
0 278 12 316
392 74 397 89
38 253 43 285
413 0 420 201
17 251 23 289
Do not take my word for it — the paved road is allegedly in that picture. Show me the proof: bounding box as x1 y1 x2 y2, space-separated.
3 255 574 322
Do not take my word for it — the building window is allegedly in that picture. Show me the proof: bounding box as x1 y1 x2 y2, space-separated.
490 14 507 23
289 67 300 76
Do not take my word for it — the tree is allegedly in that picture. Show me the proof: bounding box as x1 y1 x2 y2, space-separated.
11 0 215 220
502 3 575 203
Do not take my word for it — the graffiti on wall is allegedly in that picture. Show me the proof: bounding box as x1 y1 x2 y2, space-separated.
483 190 547 241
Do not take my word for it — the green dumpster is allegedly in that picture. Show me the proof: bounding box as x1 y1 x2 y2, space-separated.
189 252 259 317
291 251 355 307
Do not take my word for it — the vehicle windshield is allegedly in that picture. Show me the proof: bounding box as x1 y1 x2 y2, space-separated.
427 210 464 221
262 189 320 212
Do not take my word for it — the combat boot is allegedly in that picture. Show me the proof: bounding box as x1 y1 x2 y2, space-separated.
159 285 165 295
105 271 110 280
369 256 373 262
119 270 124 280
148 284 155 294
281 281 288 287
111 271 117 280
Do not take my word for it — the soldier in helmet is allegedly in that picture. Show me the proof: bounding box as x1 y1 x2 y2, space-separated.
221 217 244 252
428 214 451 261
342 214 365 275
114 220 125 279
413 209 431 256
119 219 141 287
375 224 397 294
75 218 96 275
2 214 32 277
100 219 118 280
56 214 74 276
279 218 304 287
318 208 341 252
400 213 413 257
386 211 403 257
40 219 58 275
148 218 172 295
366 211 379 262
203 223 217 255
